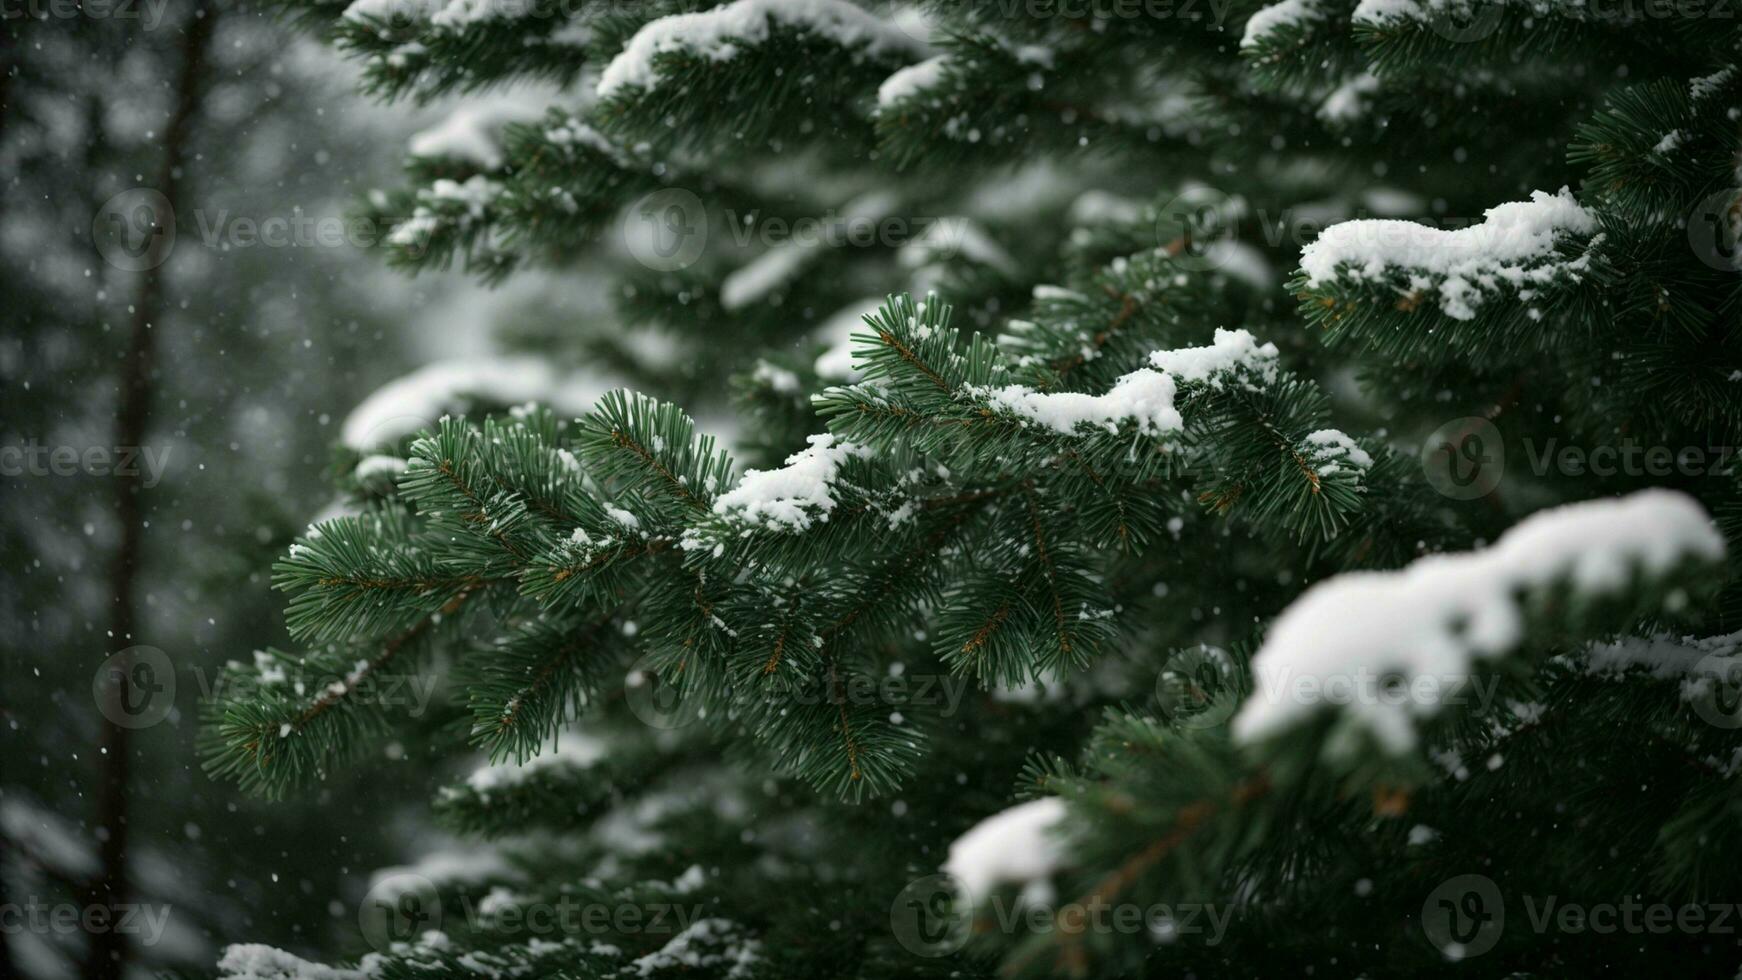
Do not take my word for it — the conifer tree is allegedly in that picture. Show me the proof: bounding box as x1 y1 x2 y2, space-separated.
205 0 1742 976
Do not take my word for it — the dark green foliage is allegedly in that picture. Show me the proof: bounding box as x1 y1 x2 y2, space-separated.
205 0 1742 977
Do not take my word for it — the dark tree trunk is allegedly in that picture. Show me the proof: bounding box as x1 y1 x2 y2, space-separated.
86 8 217 979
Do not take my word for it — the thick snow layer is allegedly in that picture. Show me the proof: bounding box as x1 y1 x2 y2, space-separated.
343 0 443 22
1318 72 1379 124
1583 630 1742 680
1233 490 1724 751
877 54 948 108
1241 0 1321 47
626 918 761 978
972 328 1277 436
408 99 541 170
975 368 1182 436
1148 327 1279 385
720 246 811 311
341 357 611 450
463 732 608 795
943 797 1068 903
1298 188 1598 320
712 433 864 531
598 0 930 98
217 945 371 980
813 298 884 381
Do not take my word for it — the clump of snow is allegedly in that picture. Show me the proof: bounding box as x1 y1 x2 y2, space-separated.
877 54 948 108
1233 490 1724 752
943 797 1069 904
463 732 609 796
1241 0 1321 48
598 0 931 99
626 918 762 978
974 367 1181 437
972 329 1278 437
354 454 409 482
341 358 611 450
1302 428 1372 477
387 175 504 249
1351 0 1533 25
1148 328 1279 385
752 360 801 394
898 216 1018 281
1298 188 1599 320
408 99 542 170
712 434 867 532
1068 190 1146 226
216 944 370 980
720 246 811 312
812 298 883 381
1691 66 1735 101
1581 630 1742 680
1318 72 1380 124
343 0 443 23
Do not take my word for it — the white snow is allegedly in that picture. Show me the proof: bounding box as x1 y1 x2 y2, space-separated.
1582 630 1742 680
341 357 610 450
1298 188 1599 320
216 945 370 980
1233 490 1724 752
1302 428 1372 476
721 191 898 311
751 360 801 393
626 919 761 978
598 0 931 99
711 433 865 532
463 733 608 795
943 797 1069 904
343 0 443 23
720 246 811 312
1241 0 1321 48
1148 327 1279 385
1318 72 1380 124
1692 66 1734 101
973 367 1182 437
812 298 884 381
973 329 1277 437
408 99 542 170
1068 190 1146 226
354 454 409 481
1352 0 1511 25
877 55 948 108
898 216 1018 279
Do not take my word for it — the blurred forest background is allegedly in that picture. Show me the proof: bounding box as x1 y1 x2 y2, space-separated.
1 6 622 976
